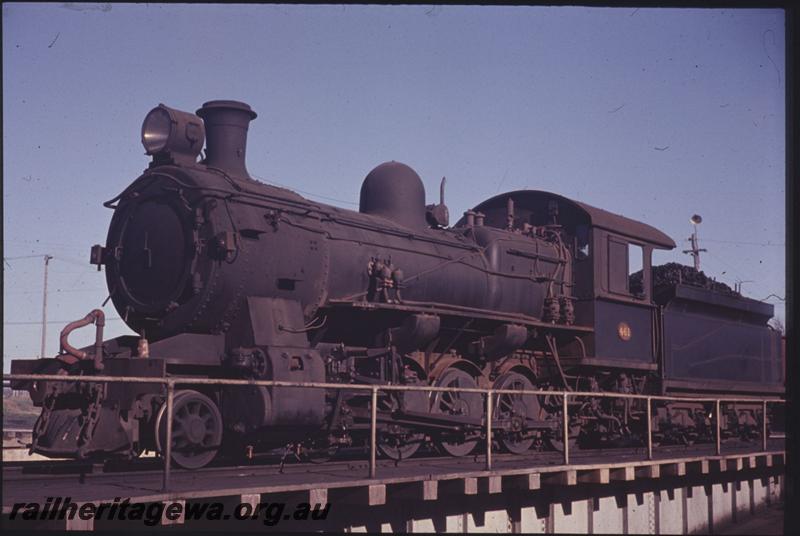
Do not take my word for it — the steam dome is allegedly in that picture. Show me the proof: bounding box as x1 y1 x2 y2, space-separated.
359 161 427 230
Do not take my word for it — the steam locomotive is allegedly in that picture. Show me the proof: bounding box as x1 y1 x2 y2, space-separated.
11 100 784 469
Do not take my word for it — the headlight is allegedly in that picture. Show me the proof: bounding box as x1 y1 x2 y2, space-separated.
140 104 205 164
141 106 173 154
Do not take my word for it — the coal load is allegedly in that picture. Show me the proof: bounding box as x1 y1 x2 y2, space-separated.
629 262 740 298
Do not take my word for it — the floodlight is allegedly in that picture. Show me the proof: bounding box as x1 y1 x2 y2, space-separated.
141 104 205 164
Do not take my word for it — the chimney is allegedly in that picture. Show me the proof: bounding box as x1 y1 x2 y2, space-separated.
196 100 257 178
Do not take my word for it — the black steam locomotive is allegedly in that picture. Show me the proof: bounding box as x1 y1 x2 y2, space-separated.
11 100 784 469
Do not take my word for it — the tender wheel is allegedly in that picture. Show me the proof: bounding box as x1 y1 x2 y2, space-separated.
156 390 223 469
430 368 483 457
493 372 539 454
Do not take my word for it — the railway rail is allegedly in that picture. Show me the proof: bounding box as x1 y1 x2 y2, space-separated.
3 440 785 481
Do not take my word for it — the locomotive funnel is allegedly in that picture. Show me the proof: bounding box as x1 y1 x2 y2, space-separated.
196 100 257 178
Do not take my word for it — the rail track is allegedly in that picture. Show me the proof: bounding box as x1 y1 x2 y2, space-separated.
4 437 785 484
4 434 785 528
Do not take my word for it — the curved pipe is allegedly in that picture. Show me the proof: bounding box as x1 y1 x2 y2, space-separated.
59 309 105 370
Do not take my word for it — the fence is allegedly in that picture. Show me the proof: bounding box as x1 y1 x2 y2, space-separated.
3 373 785 492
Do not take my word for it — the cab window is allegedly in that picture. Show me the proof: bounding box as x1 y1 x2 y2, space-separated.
609 238 645 298
628 243 644 297
608 238 628 294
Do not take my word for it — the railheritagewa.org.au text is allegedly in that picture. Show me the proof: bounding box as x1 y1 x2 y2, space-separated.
10 496 331 526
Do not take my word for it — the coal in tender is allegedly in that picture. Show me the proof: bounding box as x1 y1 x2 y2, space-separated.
629 262 740 298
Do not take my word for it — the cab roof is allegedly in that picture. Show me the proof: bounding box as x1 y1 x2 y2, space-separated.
461 190 676 249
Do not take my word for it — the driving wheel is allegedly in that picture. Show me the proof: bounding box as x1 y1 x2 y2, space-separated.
493 372 539 454
430 368 483 457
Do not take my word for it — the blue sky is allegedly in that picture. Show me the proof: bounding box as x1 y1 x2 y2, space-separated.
3 4 785 369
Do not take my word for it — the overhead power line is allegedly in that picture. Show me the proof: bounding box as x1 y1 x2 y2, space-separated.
3 254 48 261
4 288 106 295
5 318 123 325
4 254 88 265
5 238 89 248
53 256 88 267
700 238 785 247
251 174 359 206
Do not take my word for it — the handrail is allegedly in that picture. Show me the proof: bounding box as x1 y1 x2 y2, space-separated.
3 372 786 492
3 374 785 403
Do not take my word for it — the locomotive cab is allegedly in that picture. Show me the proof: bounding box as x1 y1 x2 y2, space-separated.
464 191 676 369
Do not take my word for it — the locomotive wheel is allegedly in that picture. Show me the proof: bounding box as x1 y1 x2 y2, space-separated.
493 372 539 454
544 412 580 453
538 389 579 453
156 390 223 469
430 368 482 457
377 391 425 460
377 433 422 460
301 436 340 464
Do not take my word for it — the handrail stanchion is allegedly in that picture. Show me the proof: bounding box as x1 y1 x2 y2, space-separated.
485 390 493 471
369 387 378 479
715 399 722 456
5 374 786 480
162 380 174 492
563 392 569 465
646 396 653 461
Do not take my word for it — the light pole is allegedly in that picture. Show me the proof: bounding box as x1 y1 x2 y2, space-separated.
40 254 53 358
683 214 707 271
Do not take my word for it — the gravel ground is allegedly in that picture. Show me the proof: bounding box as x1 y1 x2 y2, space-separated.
3 392 38 429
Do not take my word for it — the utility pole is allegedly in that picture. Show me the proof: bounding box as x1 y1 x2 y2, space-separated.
683 215 707 271
40 254 53 358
